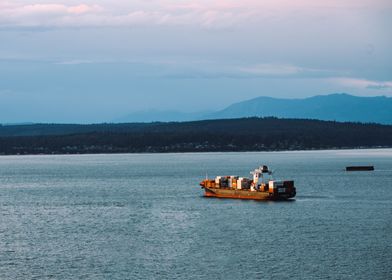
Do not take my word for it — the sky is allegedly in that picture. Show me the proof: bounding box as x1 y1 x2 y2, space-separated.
0 0 391 123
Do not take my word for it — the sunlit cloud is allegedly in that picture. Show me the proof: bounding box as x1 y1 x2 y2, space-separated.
0 0 389 28
0 2 104 27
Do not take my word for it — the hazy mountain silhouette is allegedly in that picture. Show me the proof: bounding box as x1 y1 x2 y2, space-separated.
114 110 211 123
208 93 392 124
115 94 392 124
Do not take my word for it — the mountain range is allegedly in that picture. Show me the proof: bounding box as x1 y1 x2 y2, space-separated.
116 94 392 124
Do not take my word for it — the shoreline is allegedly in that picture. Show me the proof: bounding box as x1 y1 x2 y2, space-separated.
1 146 391 157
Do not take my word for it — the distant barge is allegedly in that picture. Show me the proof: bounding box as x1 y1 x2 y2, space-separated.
199 165 296 201
346 166 374 171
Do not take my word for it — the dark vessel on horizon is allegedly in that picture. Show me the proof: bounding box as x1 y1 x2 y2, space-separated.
346 166 374 171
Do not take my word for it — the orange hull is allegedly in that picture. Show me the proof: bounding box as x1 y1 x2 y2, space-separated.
204 191 269 200
202 186 294 200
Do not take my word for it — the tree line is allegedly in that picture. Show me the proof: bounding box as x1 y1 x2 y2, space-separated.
0 117 391 155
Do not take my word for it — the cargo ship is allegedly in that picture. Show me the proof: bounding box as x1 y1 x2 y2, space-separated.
199 165 296 200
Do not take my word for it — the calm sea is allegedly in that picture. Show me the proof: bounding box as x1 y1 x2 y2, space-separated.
0 149 391 279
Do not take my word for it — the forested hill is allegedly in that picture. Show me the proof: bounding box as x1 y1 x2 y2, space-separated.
0 117 391 155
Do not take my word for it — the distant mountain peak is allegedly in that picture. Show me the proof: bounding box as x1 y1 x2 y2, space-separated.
209 93 392 124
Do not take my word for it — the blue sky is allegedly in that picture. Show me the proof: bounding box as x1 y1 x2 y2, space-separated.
0 0 391 123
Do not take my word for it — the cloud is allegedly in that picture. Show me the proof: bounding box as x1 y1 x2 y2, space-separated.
0 2 103 27
0 2 180 28
67 4 95 14
239 64 304 76
0 0 389 29
367 84 391 90
236 63 341 78
331 78 392 90
0 89 14 97
55 59 94 65
140 59 340 79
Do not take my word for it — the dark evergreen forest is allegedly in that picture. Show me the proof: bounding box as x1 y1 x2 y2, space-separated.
1 117 391 155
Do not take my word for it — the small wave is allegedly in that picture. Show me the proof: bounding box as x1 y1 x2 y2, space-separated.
70 201 126 208
296 195 334 200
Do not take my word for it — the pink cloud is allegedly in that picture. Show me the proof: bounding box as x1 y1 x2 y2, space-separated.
6 3 101 15
67 4 99 15
0 0 390 28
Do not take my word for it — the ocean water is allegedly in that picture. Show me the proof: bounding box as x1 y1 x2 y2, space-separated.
0 149 391 280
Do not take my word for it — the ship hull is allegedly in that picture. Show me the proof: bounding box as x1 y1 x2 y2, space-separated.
203 187 294 201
